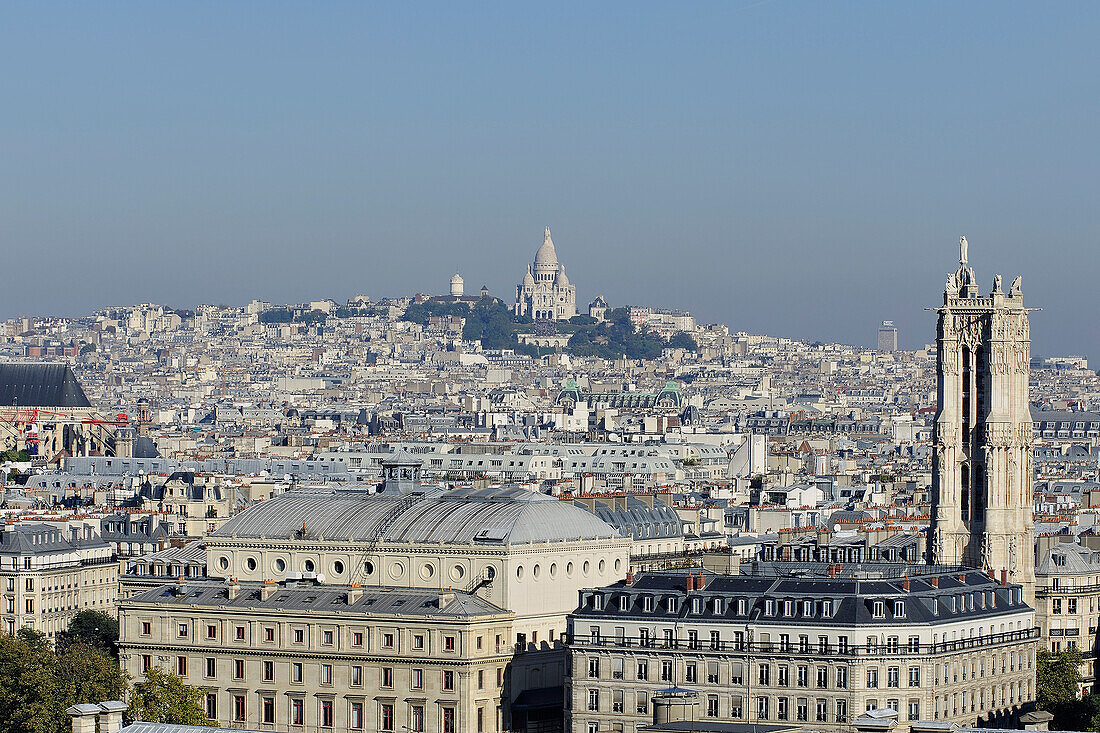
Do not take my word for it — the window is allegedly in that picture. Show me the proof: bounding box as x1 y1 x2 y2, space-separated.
264 627 274 642
381 667 393 688
816 698 828 722
379 703 394 732
445 635 456 652
837 699 848 723
637 690 649 714
588 689 600 711
637 660 648 681
908 635 920 653
176 656 187 676
867 668 879 689
588 658 600 678
411 705 425 733
141 622 151 636
797 698 808 722
817 667 829 688
778 665 789 687
894 600 905 617
233 695 245 722
836 667 848 689
413 634 424 650
888 666 900 688
383 632 394 648
291 698 304 726
758 696 770 720
351 666 362 686
731 696 744 719
412 668 423 689
710 631 721 650
707 694 719 718
612 689 624 713
908 700 921 721
778 696 789 720
837 635 848 654
797 665 808 688
206 624 217 640
320 699 333 728
262 696 275 724
294 628 304 644
688 630 699 649
685 663 697 683
177 622 188 638
205 693 217 720
320 664 332 685
886 636 899 654
205 658 216 678
352 631 364 647
235 626 245 640
443 670 455 691
873 601 885 618
661 660 673 682
909 667 920 687
350 701 363 730
234 659 244 679
758 663 770 686
142 655 151 672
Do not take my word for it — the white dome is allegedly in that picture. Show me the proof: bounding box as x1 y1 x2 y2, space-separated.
534 227 558 266
554 266 570 287
450 273 463 284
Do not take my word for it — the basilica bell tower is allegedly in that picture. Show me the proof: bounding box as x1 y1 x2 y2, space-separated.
929 237 1035 605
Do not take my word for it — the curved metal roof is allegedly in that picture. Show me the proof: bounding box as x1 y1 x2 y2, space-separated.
213 485 620 545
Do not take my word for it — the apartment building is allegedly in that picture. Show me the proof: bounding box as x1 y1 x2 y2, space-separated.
0 521 117 638
566 566 1037 733
1034 540 1100 691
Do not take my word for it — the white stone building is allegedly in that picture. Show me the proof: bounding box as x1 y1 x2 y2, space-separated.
515 228 576 321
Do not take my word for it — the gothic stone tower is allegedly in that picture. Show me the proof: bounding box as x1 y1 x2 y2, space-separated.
930 237 1034 604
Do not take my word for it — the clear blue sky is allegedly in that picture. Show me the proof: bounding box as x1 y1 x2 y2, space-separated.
2 2 1098 358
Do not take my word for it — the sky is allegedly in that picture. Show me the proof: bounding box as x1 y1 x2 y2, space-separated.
2 2 1098 358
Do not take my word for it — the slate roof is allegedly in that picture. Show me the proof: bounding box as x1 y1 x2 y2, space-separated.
573 567 1030 627
0 363 91 407
126 580 509 618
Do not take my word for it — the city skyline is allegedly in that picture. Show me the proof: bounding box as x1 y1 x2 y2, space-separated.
3 3 1099 358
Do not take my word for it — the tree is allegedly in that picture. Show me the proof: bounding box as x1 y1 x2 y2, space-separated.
56 610 119 659
668 331 698 351
128 667 210 726
0 630 127 733
1038 648 1083 708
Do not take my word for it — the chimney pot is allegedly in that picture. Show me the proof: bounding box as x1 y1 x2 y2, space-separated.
1000 569 1008 585
930 576 939 588
625 571 634 585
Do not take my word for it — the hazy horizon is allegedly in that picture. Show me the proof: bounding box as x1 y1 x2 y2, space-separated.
3 2 1097 358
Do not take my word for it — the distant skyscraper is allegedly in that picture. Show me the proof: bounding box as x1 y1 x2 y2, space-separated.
515 227 577 321
929 237 1034 604
877 320 898 352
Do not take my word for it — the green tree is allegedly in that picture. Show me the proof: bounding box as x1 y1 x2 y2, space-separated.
56 610 119 659
668 331 698 351
0 630 127 733
128 667 210 726
1038 648 1083 708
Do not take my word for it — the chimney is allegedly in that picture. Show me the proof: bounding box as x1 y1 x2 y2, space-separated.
695 573 707 591
686 573 695 593
930 576 939 588
98 701 127 733
260 578 277 601
227 577 240 600
66 704 99 733
958 573 966 584
347 582 363 604
438 588 456 608
902 578 910 592
1000 569 1008 586
625 571 634 585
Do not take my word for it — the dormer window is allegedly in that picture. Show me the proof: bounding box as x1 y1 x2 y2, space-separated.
666 598 677 613
643 596 653 613
765 600 776 616
893 600 905 617
691 598 702 614
713 598 724 614
619 595 629 612
872 601 886 618
803 600 813 616
783 600 793 616
822 600 833 616
593 595 603 611
737 598 746 615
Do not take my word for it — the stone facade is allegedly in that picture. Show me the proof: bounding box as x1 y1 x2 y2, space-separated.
515 228 576 321
566 568 1037 733
930 237 1035 605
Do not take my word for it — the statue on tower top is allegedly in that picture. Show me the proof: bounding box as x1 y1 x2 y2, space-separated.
959 235 968 267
